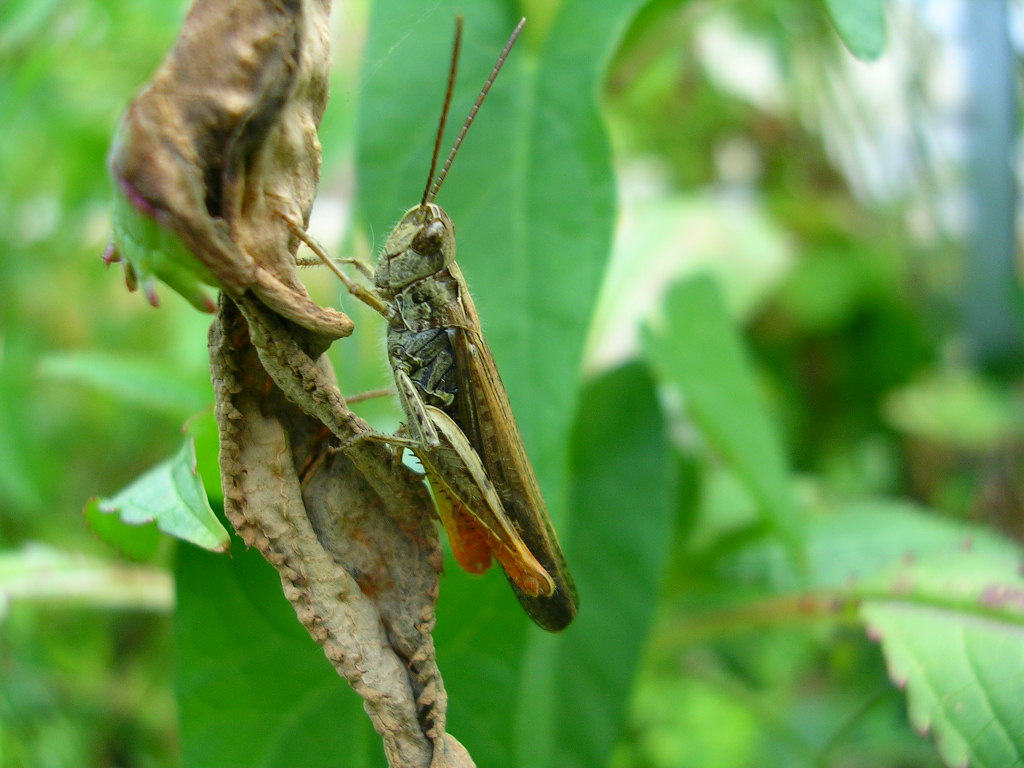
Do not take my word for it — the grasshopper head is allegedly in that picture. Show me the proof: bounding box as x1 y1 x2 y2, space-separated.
376 203 456 294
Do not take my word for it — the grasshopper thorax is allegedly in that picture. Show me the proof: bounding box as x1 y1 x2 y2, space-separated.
375 202 456 296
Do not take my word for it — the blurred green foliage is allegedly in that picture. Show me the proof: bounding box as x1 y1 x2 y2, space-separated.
2 0 1023 767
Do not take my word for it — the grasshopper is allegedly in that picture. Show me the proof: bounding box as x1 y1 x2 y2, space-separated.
290 17 578 632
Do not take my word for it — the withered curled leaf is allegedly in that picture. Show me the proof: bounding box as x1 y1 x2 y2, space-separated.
107 0 351 344
211 297 473 767
109 1 478 765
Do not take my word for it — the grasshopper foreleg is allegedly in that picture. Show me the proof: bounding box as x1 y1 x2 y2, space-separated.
279 213 394 320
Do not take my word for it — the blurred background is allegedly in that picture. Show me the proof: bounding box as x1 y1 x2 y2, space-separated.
1 0 1022 766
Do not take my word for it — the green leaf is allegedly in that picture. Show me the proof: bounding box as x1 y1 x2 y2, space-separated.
717 498 1019 594
87 438 228 553
38 350 211 418
883 369 1024 450
185 408 223 504
643 274 800 554
434 568 536 761
175 526 383 767
0 323 47 514
84 498 160 560
627 671 761 768
861 541 1024 768
356 2 648 765
552 362 675 767
823 0 886 61
108 168 219 312
866 605 1024 768
0 543 172 615
688 499 1024 768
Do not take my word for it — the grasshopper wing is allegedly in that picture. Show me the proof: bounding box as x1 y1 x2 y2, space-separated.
416 406 555 597
449 270 578 631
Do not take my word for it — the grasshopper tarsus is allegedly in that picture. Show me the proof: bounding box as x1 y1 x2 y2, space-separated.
333 426 420 455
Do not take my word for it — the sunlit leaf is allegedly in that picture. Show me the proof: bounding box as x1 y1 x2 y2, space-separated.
861 533 1024 768
87 437 228 553
643 273 801 555
686 498 1024 768
824 0 886 61
39 350 210 418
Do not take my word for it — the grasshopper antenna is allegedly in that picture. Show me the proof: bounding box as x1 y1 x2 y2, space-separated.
421 17 464 207
425 16 525 204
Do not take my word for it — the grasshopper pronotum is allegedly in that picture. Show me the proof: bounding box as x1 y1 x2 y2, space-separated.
291 17 578 631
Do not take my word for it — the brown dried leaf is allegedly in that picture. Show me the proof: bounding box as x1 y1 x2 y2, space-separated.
211 297 472 767
112 0 476 764
108 0 351 341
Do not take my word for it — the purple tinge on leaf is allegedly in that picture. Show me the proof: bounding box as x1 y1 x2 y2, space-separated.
978 583 1024 611
144 281 161 308
102 241 120 265
118 177 158 219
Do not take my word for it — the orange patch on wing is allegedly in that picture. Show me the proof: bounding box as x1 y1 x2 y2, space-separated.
434 488 492 575
425 466 553 596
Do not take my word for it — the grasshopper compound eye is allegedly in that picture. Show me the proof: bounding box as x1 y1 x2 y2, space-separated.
412 219 447 255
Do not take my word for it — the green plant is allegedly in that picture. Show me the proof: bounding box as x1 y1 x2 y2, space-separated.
3 0 1022 766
